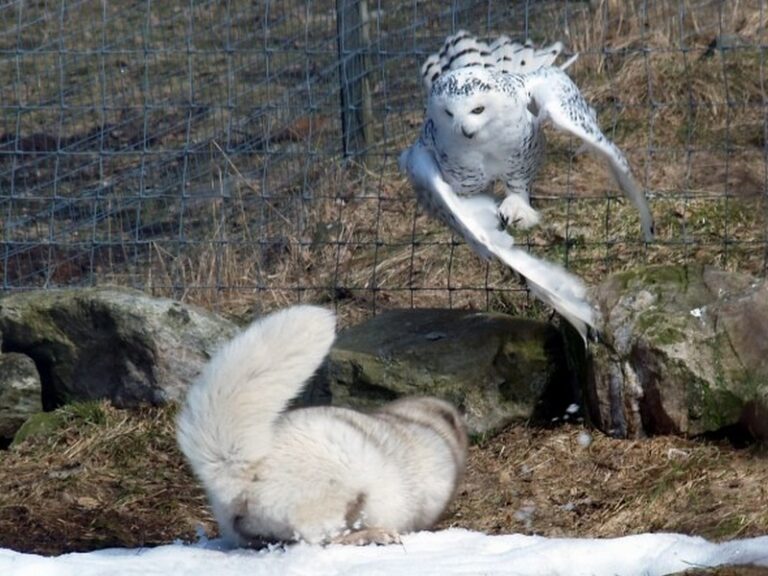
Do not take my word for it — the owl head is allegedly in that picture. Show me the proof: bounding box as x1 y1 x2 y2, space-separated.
427 68 526 143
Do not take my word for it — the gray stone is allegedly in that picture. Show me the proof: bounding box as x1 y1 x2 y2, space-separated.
0 352 43 440
588 265 768 441
319 308 576 437
0 287 237 409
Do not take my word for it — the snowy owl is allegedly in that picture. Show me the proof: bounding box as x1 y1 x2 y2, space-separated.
408 30 655 240
400 31 630 340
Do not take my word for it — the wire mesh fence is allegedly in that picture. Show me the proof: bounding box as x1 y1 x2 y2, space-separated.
1 0 766 323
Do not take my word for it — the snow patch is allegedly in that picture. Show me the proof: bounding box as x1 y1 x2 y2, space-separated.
690 307 704 319
577 431 593 448
1 530 767 576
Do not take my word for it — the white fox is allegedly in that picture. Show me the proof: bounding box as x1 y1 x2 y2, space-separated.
177 305 467 546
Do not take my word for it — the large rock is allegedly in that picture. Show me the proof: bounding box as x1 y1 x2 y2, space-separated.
0 288 237 409
0 352 43 440
320 308 576 436
588 265 768 441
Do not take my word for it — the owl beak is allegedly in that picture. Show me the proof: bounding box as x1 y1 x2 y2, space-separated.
461 125 475 139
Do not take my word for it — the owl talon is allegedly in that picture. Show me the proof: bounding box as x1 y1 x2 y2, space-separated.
498 194 540 230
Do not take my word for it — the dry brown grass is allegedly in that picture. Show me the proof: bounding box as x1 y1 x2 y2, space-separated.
679 569 768 576
4 1 765 325
0 403 214 555
442 424 768 540
120 1 767 327
136 143 765 330
2 0 767 559
566 0 766 56
1 403 766 556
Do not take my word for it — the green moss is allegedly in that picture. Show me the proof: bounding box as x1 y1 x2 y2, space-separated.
504 337 547 363
704 388 745 430
62 402 108 426
634 310 688 346
2 306 70 351
11 402 107 448
650 325 687 346
633 310 658 333
607 266 703 307
700 331 749 430
497 337 551 401
11 411 68 447
329 351 403 409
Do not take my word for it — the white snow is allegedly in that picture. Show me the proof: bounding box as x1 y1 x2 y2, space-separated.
577 430 593 448
690 307 703 319
1 530 767 576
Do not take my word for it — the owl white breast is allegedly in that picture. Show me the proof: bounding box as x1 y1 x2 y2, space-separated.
423 66 542 197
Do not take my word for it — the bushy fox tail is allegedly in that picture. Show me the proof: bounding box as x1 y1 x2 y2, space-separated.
176 305 336 497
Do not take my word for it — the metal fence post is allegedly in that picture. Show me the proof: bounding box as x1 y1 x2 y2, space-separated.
336 0 374 161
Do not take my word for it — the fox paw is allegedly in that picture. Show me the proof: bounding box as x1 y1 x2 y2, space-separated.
331 527 402 546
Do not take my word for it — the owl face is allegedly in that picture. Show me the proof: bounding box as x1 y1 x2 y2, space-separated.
427 68 518 144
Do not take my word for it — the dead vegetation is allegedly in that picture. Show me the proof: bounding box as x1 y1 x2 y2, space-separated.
3 1 765 325
114 0 766 327
443 424 768 540
0 402 766 556
0 403 214 555
1 0 767 559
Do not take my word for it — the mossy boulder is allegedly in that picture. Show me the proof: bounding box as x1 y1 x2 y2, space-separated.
588 265 768 441
0 352 42 440
0 287 237 410
318 308 576 437
11 402 106 447
10 408 70 447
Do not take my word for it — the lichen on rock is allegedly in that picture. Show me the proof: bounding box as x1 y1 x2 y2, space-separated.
588 265 768 441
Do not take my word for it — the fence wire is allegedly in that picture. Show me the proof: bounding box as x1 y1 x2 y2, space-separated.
1 0 766 323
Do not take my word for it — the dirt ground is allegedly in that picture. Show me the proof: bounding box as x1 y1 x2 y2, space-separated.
0 403 766 563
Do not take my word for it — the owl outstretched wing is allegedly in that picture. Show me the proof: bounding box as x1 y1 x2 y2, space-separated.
521 67 655 241
400 141 598 342
421 30 577 94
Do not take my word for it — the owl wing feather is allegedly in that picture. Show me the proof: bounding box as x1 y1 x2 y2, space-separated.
521 68 655 241
399 141 598 342
421 30 576 93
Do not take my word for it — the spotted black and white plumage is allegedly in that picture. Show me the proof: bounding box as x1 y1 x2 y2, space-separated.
420 30 578 93
400 31 657 338
400 32 632 339
407 30 654 239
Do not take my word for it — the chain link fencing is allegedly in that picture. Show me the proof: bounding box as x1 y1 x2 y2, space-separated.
1 0 765 323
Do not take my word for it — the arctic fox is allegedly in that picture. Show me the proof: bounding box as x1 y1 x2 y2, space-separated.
176 305 467 547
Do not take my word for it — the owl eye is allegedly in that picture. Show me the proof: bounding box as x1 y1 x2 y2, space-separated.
471 106 485 115
445 108 454 118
